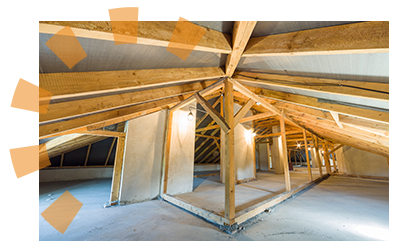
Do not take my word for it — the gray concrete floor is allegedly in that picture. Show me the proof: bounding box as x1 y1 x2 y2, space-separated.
39 171 389 241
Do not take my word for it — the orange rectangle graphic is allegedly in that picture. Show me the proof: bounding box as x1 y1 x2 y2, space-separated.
108 7 139 45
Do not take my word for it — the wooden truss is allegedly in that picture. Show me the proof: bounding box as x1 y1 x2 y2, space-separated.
39 21 389 229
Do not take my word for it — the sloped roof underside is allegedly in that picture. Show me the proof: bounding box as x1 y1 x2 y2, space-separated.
38 21 389 163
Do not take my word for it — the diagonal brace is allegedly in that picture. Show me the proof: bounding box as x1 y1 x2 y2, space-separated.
195 92 230 133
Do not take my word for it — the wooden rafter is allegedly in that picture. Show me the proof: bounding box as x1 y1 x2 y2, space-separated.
225 21 257 76
243 21 388 57
234 71 388 102
41 80 219 123
243 85 389 124
40 21 232 54
40 67 225 103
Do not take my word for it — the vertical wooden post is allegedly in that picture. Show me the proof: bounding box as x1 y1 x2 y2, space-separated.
279 116 291 192
110 136 126 203
312 135 323 177
323 140 332 174
332 152 337 172
266 142 271 171
303 130 312 181
224 79 235 222
220 94 224 182
84 143 92 166
60 153 64 167
160 110 173 195
105 137 117 166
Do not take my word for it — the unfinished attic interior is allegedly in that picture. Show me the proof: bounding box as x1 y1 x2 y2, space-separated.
38 21 389 240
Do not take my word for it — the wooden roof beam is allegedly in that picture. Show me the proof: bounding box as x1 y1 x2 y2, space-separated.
233 71 388 102
243 21 388 57
40 67 225 103
40 21 232 54
225 21 257 77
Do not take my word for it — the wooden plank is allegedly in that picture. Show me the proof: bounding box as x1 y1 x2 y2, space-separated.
196 98 220 128
78 130 126 138
225 21 257 76
330 111 344 128
160 110 173 195
195 93 230 133
195 134 219 139
84 144 92 167
40 95 187 138
239 112 276 124
40 22 232 54
45 135 107 159
110 136 126 203
195 140 217 162
280 116 291 192
330 144 343 154
39 67 225 102
60 153 64 167
195 125 220 133
323 140 332 174
169 78 225 112
231 80 303 130
301 121 389 157
234 71 388 102
244 85 389 124
224 79 235 223
303 129 313 181
243 21 389 57
44 134 85 151
45 165 114 169
312 135 323 177
235 174 330 224
162 194 230 226
256 132 282 138
41 80 218 123
104 137 117 166
266 98 389 135
233 99 255 127
286 111 389 148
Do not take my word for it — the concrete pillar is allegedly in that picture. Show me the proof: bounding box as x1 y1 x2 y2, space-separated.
271 125 284 174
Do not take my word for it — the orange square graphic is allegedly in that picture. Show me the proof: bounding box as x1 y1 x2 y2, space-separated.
45 26 87 69
41 190 83 234
167 17 206 60
108 7 138 45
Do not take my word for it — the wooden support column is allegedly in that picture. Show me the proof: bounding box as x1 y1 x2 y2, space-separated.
110 136 126 203
303 129 312 181
312 135 323 177
160 110 173 195
224 79 235 223
60 153 64 167
266 142 271 171
104 137 117 166
84 144 92 166
323 140 332 174
279 115 291 192
331 152 338 172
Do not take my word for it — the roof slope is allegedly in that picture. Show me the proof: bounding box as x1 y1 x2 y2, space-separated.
38 21 389 163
